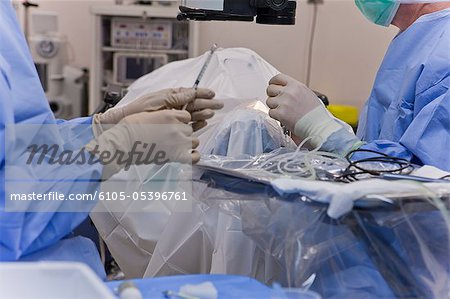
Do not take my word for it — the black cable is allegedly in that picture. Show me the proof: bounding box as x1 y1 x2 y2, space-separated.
339 149 414 182
306 3 319 88
350 157 413 174
440 175 450 180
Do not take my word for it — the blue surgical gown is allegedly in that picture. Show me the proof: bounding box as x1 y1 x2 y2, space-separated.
357 8 450 171
0 2 105 277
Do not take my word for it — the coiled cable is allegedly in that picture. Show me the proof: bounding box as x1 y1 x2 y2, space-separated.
340 149 414 182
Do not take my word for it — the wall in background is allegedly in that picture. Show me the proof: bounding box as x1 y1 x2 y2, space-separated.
24 0 398 109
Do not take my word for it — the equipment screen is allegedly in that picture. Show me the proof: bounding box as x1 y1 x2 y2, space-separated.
125 57 154 80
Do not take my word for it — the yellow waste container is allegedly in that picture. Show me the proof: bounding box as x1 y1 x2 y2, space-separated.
327 105 359 129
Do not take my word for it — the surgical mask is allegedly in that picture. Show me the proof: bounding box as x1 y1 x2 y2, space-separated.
355 0 401 27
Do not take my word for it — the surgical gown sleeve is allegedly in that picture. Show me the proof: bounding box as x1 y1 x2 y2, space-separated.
357 81 450 166
0 1 102 261
355 10 450 170
0 63 103 261
55 117 97 150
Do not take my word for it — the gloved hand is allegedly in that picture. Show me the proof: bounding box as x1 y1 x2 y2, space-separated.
267 73 363 155
93 87 223 135
266 73 322 132
185 92 224 131
86 110 199 179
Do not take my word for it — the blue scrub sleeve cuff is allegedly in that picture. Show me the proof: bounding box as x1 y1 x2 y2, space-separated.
56 116 93 126
321 127 364 157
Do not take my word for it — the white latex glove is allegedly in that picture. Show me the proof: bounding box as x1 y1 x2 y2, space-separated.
266 73 322 132
267 73 362 155
86 110 199 179
93 87 223 135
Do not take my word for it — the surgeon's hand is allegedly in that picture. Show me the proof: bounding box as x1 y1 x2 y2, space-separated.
266 73 322 132
93 87 223 135
86 110 200 179
266 73 363 155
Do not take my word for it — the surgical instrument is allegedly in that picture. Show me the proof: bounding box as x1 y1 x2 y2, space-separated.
379 173 450 184
182 43 218 110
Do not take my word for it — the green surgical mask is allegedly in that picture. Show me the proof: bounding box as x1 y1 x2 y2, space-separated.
355 0 400 27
